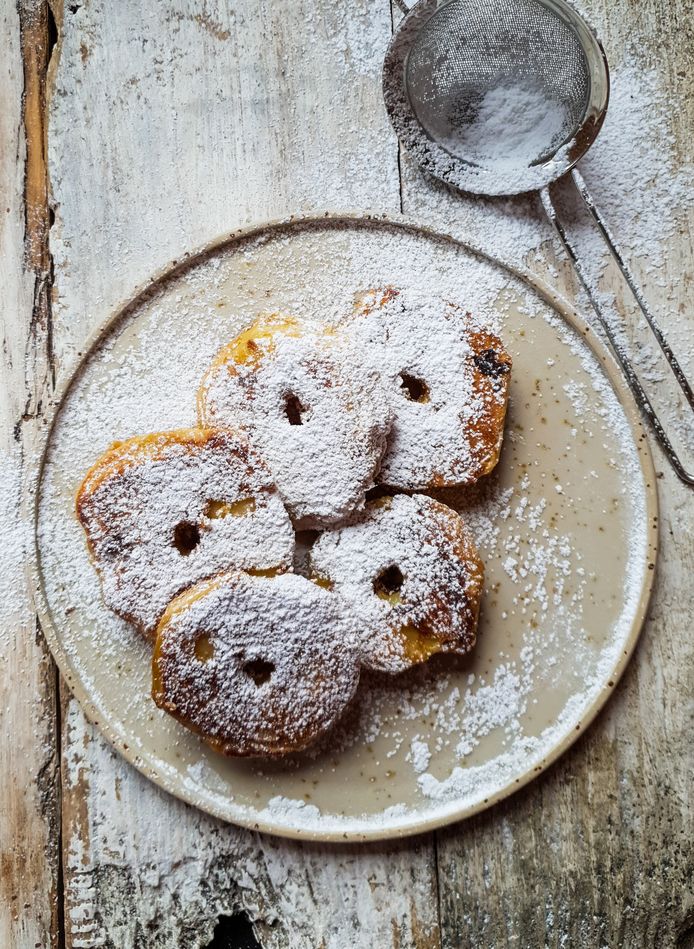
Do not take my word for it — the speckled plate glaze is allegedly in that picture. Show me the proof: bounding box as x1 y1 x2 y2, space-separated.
32 214 658 841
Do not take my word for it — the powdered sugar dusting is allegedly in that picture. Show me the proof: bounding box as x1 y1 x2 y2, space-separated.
579 55 693 276
198 317 392 528
76 428 295 637
342 287 511 489
154 571 360 757
440 83 573 173
311 494 483 673
35 218 653 836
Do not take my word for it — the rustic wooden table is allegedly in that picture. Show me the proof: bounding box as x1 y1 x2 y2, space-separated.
2 1 692 947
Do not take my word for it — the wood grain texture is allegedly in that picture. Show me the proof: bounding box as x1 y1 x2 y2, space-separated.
397 0 694 945
0 2 60 948
49 2 439 947
60 700 439 949
3 0 687 945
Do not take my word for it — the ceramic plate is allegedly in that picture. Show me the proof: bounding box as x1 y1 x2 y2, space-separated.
32 214 658 841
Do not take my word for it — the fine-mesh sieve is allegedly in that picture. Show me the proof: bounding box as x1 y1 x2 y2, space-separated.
384 0 693 485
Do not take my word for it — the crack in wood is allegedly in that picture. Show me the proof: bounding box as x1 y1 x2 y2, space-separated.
19 0 58 390
54 662 66 949
5 5 64 948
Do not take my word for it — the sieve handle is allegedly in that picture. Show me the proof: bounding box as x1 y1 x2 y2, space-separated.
540 174 694 487
393 0 413 13
572 168 694 409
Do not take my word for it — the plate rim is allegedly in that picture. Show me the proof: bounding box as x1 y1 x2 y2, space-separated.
30 210 659 842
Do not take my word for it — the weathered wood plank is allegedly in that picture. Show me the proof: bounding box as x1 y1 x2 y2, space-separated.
48 0 402 353
49 2 440 946
45 0 694 944
0 2 61 947
397 0 694 944
63 704 440 948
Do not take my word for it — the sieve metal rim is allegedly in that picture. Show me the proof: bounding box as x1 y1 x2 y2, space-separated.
383 0 611 197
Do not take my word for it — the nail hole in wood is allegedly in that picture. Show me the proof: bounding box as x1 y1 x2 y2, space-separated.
204 912 262 949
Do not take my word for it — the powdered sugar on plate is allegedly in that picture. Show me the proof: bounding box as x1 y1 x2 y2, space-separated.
34 217 654 838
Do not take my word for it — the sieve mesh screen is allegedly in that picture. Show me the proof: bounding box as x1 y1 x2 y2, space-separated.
404 0 590 169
